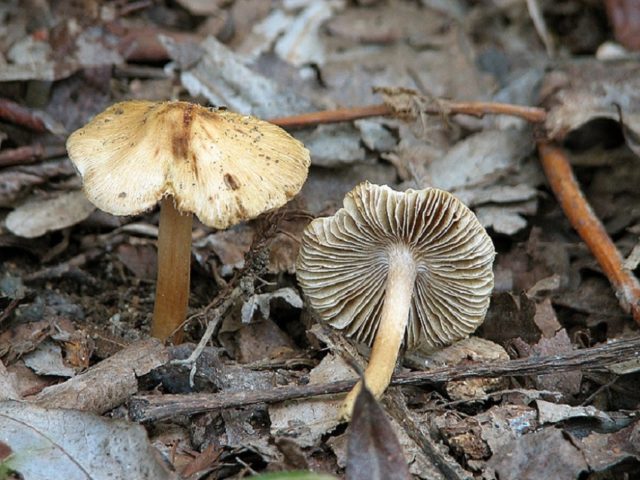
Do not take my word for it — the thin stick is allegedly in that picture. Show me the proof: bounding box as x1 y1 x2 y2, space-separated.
269 101 546 129
270 104 392 128
151 196 193 342
129 335 640 422
171 283 244 386
0 144 66 167
538 142 640 323
0 98 48 132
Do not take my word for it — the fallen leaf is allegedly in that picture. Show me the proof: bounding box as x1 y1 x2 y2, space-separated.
172 36 316 118
409 337 509 402
436 404 537 461
486 427 588 480
33 339 167 414
251 472 337 480
270 354 355 447
295 124 366 167
475 203 531 235
573 421 640 472
541 62 640 156
532 298 562 338
346 386 411 480
23 340 75 378
0 359 20 401
116 243 158 280
426 129 534 192
531 329 582 400
175 0 226 16
0 400 176 479
220 316 299 364
479 292 540 346
274 0 344 67
300 163 398 215
0 159 76 208
536 400 612 425
242 287 303 323
0 320 52 364
5 190 94 238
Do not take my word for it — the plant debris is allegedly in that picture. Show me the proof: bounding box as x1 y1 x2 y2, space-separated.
2 1 640 479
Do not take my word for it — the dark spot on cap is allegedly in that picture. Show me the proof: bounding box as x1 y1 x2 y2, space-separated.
224 173 240 190
171 103 196 160
183 103 195 129
118 192 127 198
236 198 248 216
114 107 124 115
172 133 190 160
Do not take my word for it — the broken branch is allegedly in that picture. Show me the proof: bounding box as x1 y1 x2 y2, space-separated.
130 335 640 422
538 142 640 323
269 100 546 129
0 144 66 168
0 98 48 132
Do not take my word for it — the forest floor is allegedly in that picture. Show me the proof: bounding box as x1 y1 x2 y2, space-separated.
1 1 640 479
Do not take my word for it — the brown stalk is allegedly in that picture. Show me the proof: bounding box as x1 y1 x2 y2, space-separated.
537 142 640 323
269 101 546 129
151 196 193 342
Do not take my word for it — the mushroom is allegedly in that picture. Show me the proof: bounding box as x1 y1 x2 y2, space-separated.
296 182 495 418
67 100 310 342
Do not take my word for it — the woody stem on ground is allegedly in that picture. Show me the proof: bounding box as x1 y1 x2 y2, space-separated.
537 142 640 324
130 335 640 422
341 247 417 419
269 100 547 128
151 196 193 342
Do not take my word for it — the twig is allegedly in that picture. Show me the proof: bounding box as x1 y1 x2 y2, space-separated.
117 0 153 17
0 144 67 168
0 98 48 132
269 100 546 129
23 249 102 283
129 335 640 422
526 0 555 56
170 282 247 387
170 215 281 383
537 142 640 323
270 104 392 128
384 391 472 480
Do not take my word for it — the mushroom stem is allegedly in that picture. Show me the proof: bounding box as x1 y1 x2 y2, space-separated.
341 246 417 419
151 196 193 343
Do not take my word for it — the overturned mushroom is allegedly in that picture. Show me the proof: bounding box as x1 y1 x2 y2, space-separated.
67 100 310 342
296 182 495 418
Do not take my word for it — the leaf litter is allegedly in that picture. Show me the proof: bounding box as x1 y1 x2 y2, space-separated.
1 1 640 479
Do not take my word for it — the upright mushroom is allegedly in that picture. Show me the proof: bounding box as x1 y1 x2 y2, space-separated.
296 182 495 418
67 100 310 342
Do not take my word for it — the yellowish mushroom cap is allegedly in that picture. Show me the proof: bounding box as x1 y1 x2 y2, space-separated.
66 100 310 229
296 182 495 350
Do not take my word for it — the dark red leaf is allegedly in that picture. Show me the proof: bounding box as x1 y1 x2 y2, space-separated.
346 386 410 480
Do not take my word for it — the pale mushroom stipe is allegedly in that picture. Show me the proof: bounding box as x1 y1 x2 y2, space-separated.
296 182 495 419
67 100 310 342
